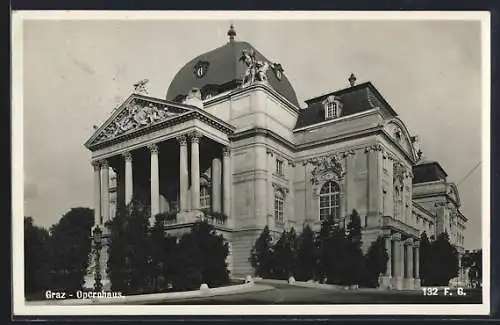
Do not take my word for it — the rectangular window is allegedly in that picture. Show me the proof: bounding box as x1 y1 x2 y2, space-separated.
274 191 285 225
326 102 337 119
276 159 284 176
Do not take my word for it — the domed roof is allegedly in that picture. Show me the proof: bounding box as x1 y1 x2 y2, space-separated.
166 35 299 106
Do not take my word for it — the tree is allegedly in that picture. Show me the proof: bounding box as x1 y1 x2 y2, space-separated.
249 226 274 278
107 199 152 294
363 236 389 287
426 232 459 286
24 217 52 296
339 210 365 286
316 212 339 283
346 210 362 245
294 225 317 281
316 212 348 284
49 207 94 292
419 231 431 286
463 249 482 288
272 228 298 279
190 220 230 287
172 231 202 291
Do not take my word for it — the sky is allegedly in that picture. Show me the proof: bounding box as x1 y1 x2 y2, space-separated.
20 15 484 249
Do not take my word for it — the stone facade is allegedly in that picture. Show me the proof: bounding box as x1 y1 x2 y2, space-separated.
83 31 467 291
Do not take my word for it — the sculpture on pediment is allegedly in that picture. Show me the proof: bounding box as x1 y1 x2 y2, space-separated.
239 49 270 86
95 99 177 142
133 79 149 95
310 154 345 185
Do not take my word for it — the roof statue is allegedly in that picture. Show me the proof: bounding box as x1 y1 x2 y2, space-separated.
239 49 271 86
133 78 149 94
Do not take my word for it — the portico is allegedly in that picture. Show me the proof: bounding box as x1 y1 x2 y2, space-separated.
87 94 235 229
380 222 421 290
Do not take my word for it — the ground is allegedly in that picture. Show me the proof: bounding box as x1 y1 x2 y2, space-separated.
148 281 482 305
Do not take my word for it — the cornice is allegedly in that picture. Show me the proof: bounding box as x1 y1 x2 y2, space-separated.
229 127 296 151
87 110 235 151
204 82 300 114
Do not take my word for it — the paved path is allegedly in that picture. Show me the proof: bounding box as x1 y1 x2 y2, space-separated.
153 281 482 305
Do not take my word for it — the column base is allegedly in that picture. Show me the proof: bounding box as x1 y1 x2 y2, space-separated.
414 278 421 289
378 275 393 290
403 277 414 290
392 276 403 290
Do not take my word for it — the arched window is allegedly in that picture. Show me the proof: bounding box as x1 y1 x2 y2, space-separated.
319 181 340 221
200 185 211 210
274 189 285 225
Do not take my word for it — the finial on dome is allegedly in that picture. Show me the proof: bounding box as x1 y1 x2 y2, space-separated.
227 23 236 42
348 73 357 87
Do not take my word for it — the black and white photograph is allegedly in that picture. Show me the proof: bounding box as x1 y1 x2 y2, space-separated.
12 11 490 316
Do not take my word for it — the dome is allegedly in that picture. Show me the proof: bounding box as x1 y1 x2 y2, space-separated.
166 35 299 107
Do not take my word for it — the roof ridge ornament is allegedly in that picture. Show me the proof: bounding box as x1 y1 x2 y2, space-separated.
348 73 357 87
227 23 236 42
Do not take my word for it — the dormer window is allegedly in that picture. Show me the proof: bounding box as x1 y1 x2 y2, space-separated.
323 95 342 120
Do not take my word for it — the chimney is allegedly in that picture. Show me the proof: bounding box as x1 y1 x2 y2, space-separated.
183 88 204 109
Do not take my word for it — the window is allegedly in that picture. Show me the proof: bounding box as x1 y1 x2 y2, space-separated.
319 181 341 221
276 159 284 176
200 185 211 210
325 101 338 119
274 190 285 225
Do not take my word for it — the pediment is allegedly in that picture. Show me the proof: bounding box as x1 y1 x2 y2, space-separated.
86 94 192 148
384 119 417 161
447 183 461 207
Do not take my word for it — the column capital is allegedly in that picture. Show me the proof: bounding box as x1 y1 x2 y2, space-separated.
176 134 188 146
223 146 231 157
100 159 109 168
404 238 414 246
392 232 402 241
189 130 203 143
91 160 100 170
413 239 420 247
122 151 132 161
148 143 159 154
382 229 392 238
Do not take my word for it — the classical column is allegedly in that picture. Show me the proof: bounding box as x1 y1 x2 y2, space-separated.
384 233 392 277
223 146 231 217
149 143 160 220
177 135 188 212
92 160 101 225
101 159 110 223
190 131 202 210
123 152 133 206
392 233 403 289
404 239 414 289
212 158 222 212
414 241 421 287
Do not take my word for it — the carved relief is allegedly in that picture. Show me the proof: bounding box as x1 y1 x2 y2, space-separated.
310 154 345 185
272 182 289 193
271 63 284 81
94 99 179 143
364 144 383 153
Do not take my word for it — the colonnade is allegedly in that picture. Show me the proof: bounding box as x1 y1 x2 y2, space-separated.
383 232 420 289
92 130 232 227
